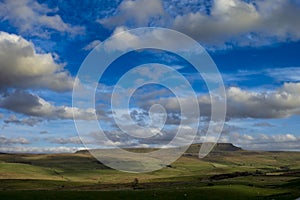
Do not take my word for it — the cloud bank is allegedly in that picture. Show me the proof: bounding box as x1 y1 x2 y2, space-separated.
100 0 300 47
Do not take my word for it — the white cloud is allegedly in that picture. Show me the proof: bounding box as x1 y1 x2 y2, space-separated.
271 133 297 142
0 0 84 38
4 115 42 126
137 82 300 120
99 0 164 28
223 132 300 151
173 0 300 46
265 67 300 82
82 40 101 51
0 90 95 120
100 0 300 48
0 31 74 92
196 132 300 151
102 26 202 56
0 146 84 154
85 130 142 148
47 136 81 144
225 83 300 119
221 67 300 85
173 0 259 43
0 135 30 145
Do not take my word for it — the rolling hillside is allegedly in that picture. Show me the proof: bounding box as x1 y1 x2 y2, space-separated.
0 143 300 199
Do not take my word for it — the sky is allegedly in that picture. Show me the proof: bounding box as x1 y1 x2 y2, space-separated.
0 0 300 153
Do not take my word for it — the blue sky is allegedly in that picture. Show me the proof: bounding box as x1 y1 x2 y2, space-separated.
0 0 300 153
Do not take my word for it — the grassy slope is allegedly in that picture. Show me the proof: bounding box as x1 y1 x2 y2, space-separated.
0 144 300 199
0 186 292 200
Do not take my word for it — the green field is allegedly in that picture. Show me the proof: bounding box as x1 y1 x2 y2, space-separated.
0 144 300 199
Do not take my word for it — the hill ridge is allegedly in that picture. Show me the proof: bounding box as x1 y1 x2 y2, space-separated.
75 143 242 154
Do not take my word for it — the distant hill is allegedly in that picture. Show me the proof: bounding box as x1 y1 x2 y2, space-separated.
1 142 300 198
75 143 242 154
184 143 242 156
214 143 242 151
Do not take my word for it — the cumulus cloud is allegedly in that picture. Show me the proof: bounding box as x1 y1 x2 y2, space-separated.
91 81 300 146
3 115 42 127
173 0 258 42
83 130 141 148
197 131 300 151
100 0 300 47
196 82 300 119
225 83 300 119
99 0 165 28
0 31 74 92
86 128 177 148
222 132 300 151
173 0 300 46
100 27 207 67
136 82 300 120
46 136 81 144
0 90 95 120
198 83 298 119
0 135 30 145
0 0 84 38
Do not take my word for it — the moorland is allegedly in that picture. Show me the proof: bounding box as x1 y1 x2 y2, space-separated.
0 143 300 199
